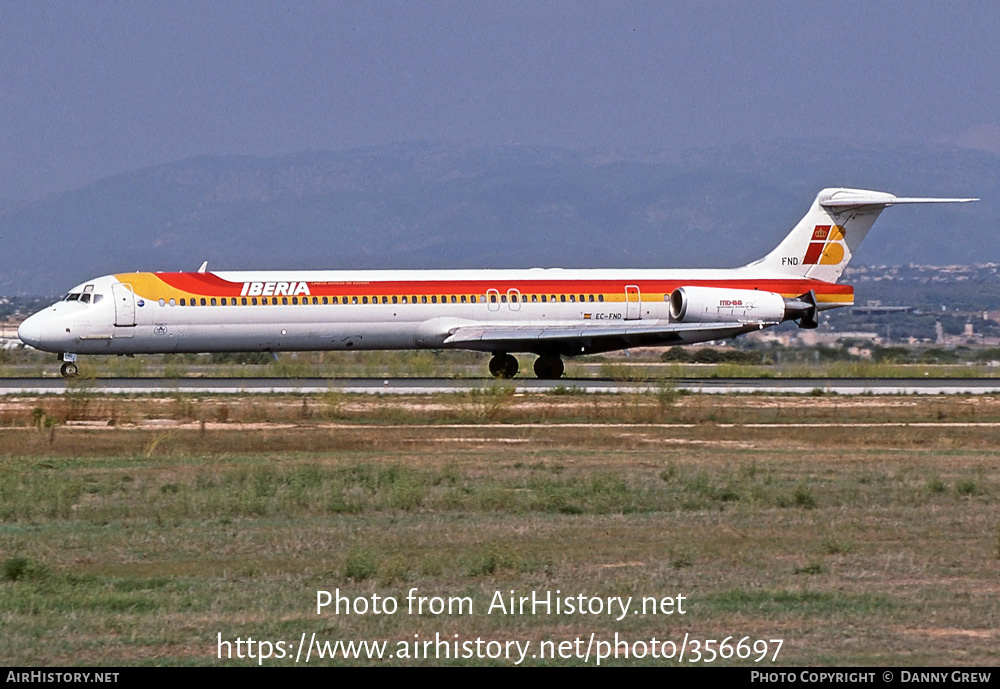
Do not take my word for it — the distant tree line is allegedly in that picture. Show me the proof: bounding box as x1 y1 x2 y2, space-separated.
661 347 769 364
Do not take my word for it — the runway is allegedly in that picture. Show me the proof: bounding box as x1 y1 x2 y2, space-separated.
2 376 1000 395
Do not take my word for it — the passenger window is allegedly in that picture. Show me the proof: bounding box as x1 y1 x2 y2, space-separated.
352 296 358 304
461 295 467 304
322 297 329 305
361 296 367 304
588 295 594 302
421 296 428 304
560 295 566 303
211 298 217 306
551 295 556 302
251 297 258 305
431 296 437 304
241 298 247 305
169 298 176 306
598 295 604 302
450 295 457 303
541 295 547 303
180 298 186 306
479 295 486 303
531 295 538 303
490 295 497 303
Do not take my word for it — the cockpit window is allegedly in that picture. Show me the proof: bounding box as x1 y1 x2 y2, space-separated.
65 293 81 301
80 294 91 303
93 294 104 303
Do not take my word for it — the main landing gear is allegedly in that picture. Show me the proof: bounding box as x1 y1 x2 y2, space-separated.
489 353 519 379
488 353 565 379
533 355 564 380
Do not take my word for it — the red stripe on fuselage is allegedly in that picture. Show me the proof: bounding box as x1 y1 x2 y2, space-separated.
153 273 852 299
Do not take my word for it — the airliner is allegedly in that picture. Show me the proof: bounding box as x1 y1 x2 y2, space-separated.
18 188 976 378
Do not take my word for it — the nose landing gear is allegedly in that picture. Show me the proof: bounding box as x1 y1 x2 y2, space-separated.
58 353 79 378
488 353 519 379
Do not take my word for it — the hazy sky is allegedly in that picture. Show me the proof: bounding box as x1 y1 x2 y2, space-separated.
2 1 999 200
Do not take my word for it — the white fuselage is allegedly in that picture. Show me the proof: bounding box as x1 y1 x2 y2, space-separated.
17 266 845 357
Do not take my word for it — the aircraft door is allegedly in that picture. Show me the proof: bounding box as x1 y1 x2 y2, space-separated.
112 282 137 330
625 285 641 320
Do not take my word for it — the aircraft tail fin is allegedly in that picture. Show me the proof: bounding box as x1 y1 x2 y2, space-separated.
743 188 977 283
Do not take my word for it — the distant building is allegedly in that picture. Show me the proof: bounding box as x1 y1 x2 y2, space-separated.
851 300 913 316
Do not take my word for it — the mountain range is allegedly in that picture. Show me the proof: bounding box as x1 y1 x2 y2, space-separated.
1 141 995 295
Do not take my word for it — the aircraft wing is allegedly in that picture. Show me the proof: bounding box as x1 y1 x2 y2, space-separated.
443 321 762 355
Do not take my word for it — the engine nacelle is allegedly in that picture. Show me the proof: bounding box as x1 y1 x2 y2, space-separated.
669 286 787 324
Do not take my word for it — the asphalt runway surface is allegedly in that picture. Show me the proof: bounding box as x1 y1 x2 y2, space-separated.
3 377 1000 395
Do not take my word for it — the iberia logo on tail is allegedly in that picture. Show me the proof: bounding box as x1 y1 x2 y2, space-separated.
803 225 846 265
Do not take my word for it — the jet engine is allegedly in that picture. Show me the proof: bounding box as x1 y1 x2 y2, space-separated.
669 286 791 325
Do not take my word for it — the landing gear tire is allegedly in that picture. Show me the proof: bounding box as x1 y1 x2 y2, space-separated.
60 362 79 378
489 353 519 379
533 355 564 379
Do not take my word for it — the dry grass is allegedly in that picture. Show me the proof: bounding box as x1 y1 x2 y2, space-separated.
1 392 999 665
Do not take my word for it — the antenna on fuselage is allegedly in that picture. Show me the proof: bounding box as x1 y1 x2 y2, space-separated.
197 261 208 273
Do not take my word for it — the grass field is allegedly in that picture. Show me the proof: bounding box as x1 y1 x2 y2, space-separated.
1 391 999 666
5 346 1000 380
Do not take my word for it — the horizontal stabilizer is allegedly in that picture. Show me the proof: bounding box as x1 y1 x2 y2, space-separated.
820 189 978 208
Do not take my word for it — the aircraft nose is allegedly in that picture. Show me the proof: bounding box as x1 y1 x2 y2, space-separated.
17 314 42 348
